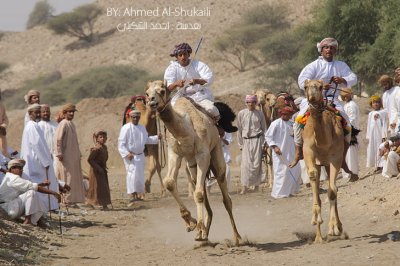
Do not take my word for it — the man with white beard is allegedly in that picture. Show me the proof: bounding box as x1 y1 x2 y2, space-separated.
20 103 59 211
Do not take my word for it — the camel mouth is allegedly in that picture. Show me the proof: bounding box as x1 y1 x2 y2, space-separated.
149 101 158 109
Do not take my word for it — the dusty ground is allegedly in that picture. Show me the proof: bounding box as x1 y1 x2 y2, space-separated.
2 96 400 265
25 166 400 266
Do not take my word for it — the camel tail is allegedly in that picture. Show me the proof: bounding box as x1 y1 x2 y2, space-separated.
215 102 238 133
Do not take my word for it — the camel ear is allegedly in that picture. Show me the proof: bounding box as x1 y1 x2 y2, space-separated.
317 80 324 90
304 79 310 88
145 80 153 91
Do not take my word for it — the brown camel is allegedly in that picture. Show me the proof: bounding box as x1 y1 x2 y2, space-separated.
134 100 166 196
253 89 277 189
145 80 242 244
303 79 344 243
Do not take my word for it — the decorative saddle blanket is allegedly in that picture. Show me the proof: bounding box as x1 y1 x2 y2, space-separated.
295 109 351 136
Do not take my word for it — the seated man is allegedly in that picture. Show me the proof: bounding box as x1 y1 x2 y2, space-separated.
380 136 400 178
0 159 61 226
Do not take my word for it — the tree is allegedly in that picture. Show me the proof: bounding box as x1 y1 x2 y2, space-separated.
47 4 102 42
26 1 54 29
213 3 290 72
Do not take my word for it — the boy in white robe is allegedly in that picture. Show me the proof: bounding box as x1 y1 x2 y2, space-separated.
118 110 160 202
0 159 60 226
265 107 301 199
341 88 360 181
366 95 388 171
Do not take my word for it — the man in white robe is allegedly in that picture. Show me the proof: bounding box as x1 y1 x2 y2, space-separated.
381 137 400 178
265 107 301 198
291 37 357 166
341 88 360 181
21 104 59 211
38 104 58 175
118 110 160 201
164 42 219 120
379 75 399 136
38 104 57 154
237 95 267 194
366 96 388 170
0 159 60 225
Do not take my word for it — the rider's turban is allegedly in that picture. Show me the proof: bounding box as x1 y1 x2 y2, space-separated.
317 37 338 53
169 43 193 57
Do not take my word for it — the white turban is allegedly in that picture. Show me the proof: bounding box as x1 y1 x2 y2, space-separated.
317 37 338 53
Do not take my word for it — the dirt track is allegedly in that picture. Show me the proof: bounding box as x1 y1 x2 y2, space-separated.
38 167 400 266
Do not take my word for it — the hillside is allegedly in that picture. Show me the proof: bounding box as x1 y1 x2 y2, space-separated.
0 0 316 96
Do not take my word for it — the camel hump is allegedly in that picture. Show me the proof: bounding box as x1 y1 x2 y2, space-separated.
214 102 238 133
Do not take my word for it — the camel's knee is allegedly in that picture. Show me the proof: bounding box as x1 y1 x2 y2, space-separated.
308 169 318 181
163 177 175 191
328 188 337 201
194 190 204 203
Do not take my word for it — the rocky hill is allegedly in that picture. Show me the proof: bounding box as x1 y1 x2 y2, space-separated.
0 0 316 94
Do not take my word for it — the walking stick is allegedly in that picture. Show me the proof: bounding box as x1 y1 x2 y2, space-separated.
45 167 52 219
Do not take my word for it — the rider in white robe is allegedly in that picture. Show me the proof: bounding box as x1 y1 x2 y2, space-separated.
164 42 219 119
291 37 357 167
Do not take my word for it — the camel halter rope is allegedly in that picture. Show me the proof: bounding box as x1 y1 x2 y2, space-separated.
156 116 166 168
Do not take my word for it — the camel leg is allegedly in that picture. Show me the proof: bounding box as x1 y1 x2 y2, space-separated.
305 154 323 243
145 155 156 193
163 151 197 232
193 153 211 241
186 165 195 198
154 157 166 197
327 163 343 236
203 175 213 239
210 150 242 245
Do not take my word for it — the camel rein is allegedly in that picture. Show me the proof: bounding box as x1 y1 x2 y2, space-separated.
156 116 166 168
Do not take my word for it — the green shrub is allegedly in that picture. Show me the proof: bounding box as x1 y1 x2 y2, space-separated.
3 65 158 110
0 62 9 74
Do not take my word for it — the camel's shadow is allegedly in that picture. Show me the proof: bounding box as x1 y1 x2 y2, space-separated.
354 231 400 243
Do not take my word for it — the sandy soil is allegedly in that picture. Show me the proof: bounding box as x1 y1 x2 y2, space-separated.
2 95 400 265
26 163 399 266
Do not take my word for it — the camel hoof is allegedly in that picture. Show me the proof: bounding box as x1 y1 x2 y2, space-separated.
314 237 324 244
145 181 151 193
186 218 197 232
195 235 208 242
160 189 166 197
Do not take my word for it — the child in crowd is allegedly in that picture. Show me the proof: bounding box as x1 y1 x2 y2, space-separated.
366 95 389 172
86 130 111 210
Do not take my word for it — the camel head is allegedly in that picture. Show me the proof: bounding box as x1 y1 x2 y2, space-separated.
304 79 324 104
253 89 276 107
145 80 169 112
